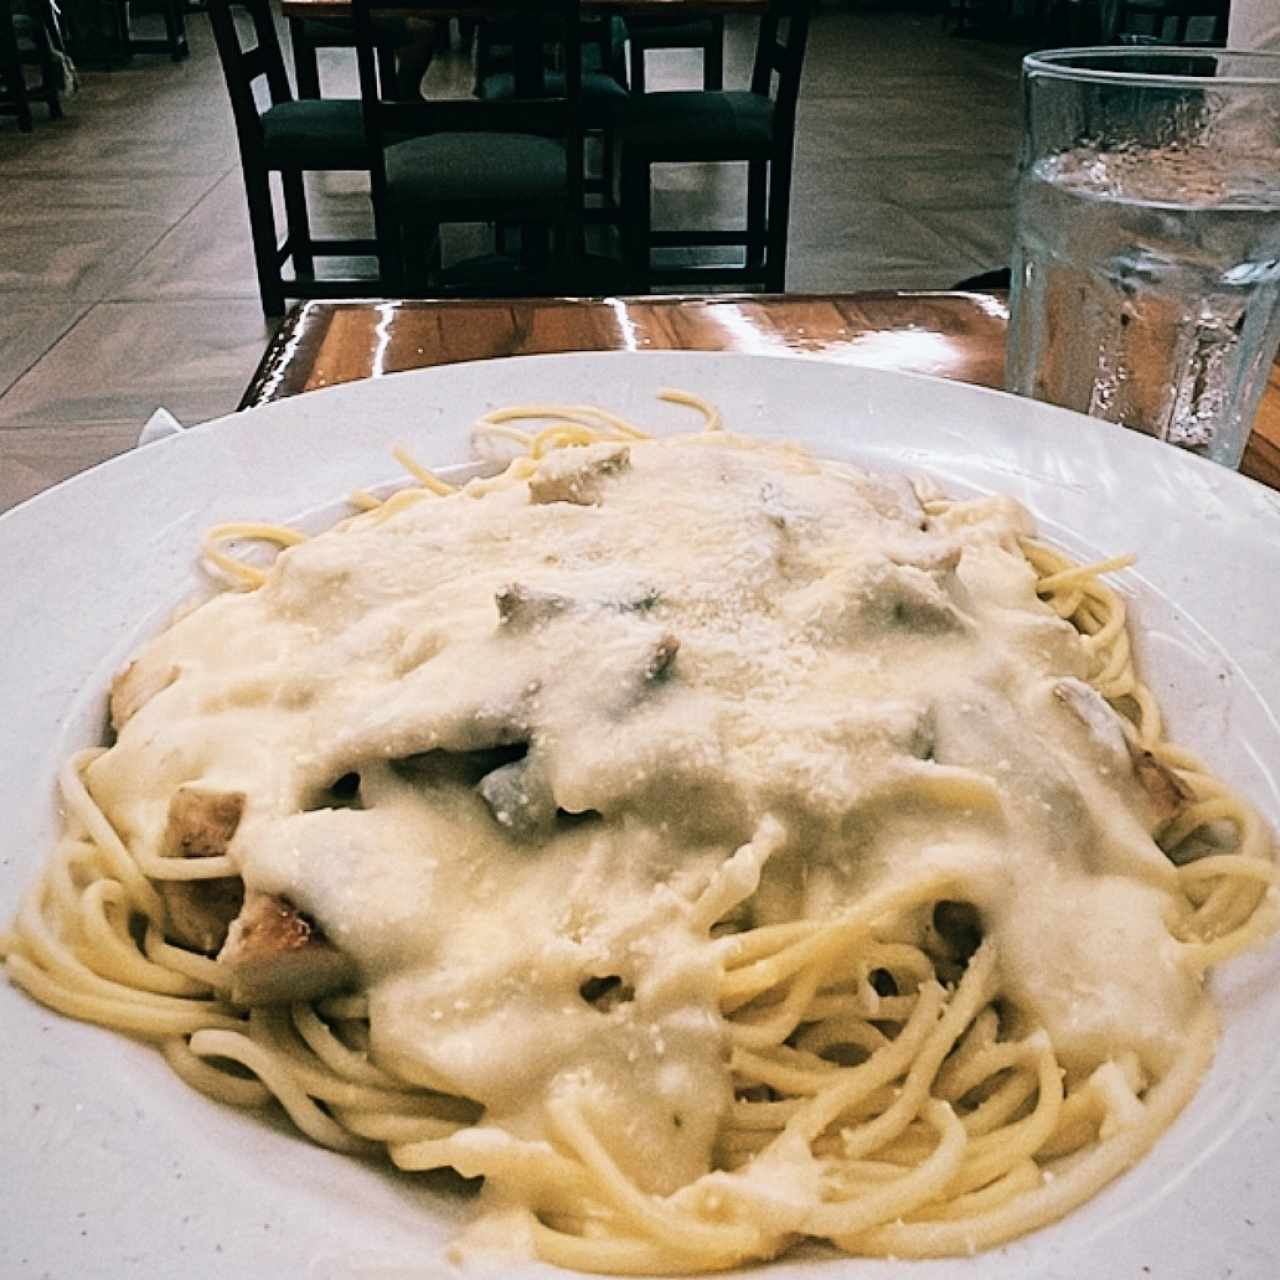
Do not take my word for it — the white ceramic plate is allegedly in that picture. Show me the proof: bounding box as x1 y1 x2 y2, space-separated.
3 352 1279 1280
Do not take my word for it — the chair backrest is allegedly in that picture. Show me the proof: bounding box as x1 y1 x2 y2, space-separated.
351 0 583 223
0 0 28 122
750 0 811 132
1116 0 1229 45
475 11 622 86
208 0 293 156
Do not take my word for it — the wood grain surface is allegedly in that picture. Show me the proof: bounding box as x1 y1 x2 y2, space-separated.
241 293 1280 492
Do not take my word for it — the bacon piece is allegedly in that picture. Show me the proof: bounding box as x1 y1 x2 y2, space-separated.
109 659 178 731
528 443 630 506
159 788 246 954
218 893 356 1006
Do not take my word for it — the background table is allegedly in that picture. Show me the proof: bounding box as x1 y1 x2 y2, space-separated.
280 0 765 19
241 291 1280 492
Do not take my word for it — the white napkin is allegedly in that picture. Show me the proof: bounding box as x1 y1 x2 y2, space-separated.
137 407 185 447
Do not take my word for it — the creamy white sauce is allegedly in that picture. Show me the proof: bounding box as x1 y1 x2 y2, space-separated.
87 434 1201 1195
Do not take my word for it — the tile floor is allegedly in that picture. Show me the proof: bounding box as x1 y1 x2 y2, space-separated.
0 5 1028 511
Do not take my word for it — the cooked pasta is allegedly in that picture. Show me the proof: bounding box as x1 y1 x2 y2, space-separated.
2 394 1275 1274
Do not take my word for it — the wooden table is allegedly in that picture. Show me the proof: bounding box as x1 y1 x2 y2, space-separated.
280 0 765 20
241 292 1280 491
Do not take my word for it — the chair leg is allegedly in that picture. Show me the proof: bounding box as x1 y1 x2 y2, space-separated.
33 24 63 120
281 169 314 279
628 39 645 95
704 18 724 92
376 43 397 102
399 224 434 296
600 127 617 214
4 57 33 131
244 169 286 319
620 154 652 292
373 199 405 294
746 159 767 269
764 155 794 293
290 19 321 99
164 0 189 61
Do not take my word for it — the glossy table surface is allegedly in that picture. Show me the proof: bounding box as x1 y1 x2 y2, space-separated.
281 0 765 19
242 292 1280 492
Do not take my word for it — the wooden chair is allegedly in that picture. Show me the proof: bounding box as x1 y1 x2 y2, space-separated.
288 17 399 101
209 0 380 318
475 14 629 224
1114 0 1229 44
110 0 190 62
627 15 725 94
618 0 809 292
352 0 586 296
0 0 64 131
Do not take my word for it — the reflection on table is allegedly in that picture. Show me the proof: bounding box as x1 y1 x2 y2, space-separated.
240 291 1280 492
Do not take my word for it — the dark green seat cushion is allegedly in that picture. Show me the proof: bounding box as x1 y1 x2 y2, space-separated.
262 99 371 170
618 90 774 161
384 132 567 218
478 69 628 126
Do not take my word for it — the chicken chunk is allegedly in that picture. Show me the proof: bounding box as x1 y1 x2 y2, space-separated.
159 787 246 954
165 787 245 858
109 659 178 732
528 443 630 506
1053 678 1191 828
218 893 356 1006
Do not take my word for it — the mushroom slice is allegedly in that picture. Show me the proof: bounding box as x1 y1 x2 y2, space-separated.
495 584 572 630
218 893 356 1006
110 659 178 732
159 787 246 954
1126 742 1194 828
528 443 630 506
645 634 680 681
477 754 557 839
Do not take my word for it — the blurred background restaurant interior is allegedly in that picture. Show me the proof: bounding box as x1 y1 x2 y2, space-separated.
0 0 1239 509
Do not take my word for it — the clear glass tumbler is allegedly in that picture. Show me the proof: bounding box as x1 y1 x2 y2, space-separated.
1007 48 1280 469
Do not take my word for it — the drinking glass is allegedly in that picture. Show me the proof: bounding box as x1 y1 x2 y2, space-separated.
1007 48 1280 469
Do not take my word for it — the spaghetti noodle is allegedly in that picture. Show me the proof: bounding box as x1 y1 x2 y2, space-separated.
2 395 1275 1274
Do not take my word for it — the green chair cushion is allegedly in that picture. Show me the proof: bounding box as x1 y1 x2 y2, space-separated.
618 90 774 161
384 132 567 218
262 99 371 170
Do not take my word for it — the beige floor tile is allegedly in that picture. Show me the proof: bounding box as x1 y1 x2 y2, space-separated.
0 305 91 396
0 421 141 514
0 300 273 427
0 209 172 301
913 204 1017 275
0 174 223 300
823 152 1018 210
796 95 1022 162
113 170 271 303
